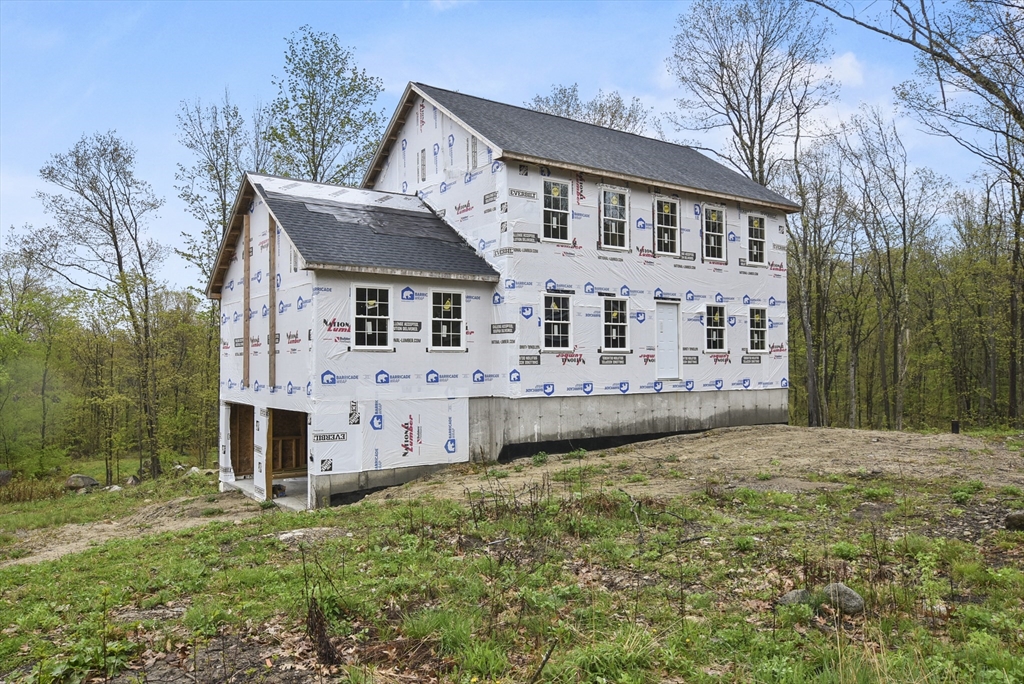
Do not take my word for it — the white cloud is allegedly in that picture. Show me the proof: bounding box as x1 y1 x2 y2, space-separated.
829 51 864 89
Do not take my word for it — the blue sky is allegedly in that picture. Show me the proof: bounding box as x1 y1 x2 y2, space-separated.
0 0 977 288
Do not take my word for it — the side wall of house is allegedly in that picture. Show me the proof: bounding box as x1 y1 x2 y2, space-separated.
218 192 315 499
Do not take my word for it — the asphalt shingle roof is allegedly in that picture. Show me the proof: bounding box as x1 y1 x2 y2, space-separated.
413 83 799 211
256 184 499 281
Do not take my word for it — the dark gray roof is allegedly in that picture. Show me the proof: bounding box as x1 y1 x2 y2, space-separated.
414 83 799 211
256 184 499 281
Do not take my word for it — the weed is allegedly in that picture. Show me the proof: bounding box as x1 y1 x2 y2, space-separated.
625 474 648 484
734 536 756 552
486 469 510 480
756 471 773 481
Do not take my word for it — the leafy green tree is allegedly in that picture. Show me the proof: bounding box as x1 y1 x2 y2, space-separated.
270 25 384 185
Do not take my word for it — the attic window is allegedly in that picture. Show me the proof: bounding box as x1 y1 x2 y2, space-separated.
419 148 427 183
466 136 479 169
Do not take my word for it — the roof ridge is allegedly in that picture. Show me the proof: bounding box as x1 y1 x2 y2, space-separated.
414 82 688 150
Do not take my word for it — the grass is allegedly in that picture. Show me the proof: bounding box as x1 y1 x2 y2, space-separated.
1 469 1022 683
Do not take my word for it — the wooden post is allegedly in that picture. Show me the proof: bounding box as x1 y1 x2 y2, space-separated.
242 213 251 388
268 217 277 389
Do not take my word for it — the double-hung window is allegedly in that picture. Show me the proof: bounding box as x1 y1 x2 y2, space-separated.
431 291 463 348
355 287 389 348
543 294 571 350
706 305 725 351
601 189 628 249
749 307 766 352
655 198 678 255
543 180 569 241
748 215 766 265
603 298 628 350
704 206 726 261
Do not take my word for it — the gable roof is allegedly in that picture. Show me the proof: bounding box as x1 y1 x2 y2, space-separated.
206 174 499 298
363 83 799 213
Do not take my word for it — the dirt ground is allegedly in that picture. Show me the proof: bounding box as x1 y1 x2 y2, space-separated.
365 424 1024 504
0 490 262 570
3 426 1022 571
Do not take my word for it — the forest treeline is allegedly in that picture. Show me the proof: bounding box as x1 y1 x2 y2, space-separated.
1 3 1021 480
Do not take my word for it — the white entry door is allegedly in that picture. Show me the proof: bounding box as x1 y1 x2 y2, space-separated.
656 302 679 379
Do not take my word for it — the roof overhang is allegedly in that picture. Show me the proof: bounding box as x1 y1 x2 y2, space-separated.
362 82 503 190
305 263 499 283
500 151 801 214
206 173 261 300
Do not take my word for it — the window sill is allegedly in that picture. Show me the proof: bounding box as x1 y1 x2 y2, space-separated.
703 258 728 265
541 237 572 245
348 346 396 353
541 348 573 354
598 245 630 252
703 349 729 354
655 251 679 258
426 347 468 353
598 348 632 354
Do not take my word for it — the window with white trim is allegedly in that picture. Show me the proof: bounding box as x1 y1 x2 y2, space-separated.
288 244 300 273
655 198 678 255
543 294 571 350
431 291 463 348
354 286 389 348
749 307 766 352
603 298 628 350
419 148 427 183
601 189 628 249
706 305 725 351
466 136 479 169
543 180 569 241
704 206 726 261
748 215 765 264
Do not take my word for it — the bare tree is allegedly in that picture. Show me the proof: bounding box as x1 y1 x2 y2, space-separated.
525 83 661 135
270 25 384 185
23 132 165 477
667 0 835 187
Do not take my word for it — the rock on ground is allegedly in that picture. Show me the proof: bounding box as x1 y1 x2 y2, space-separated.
65 474 99 489
0 469 12 487
1006 511 1024 531
777 589 812 606
824 582 864 615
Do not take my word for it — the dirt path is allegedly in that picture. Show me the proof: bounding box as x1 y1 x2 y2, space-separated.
3 426 1021 569
0 491 263 569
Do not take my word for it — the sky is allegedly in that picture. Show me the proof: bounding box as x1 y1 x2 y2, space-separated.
0 0 981 290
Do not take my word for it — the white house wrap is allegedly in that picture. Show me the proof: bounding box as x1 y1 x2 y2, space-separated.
207 83 798 509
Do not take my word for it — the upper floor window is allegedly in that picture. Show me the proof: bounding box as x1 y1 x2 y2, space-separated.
466 136 479 169
543 294 571 350
748 215 766 265
704 206 726 262
601 189 628 249
655 198 678 255
543 180 570 242
706 305 725 351
419 148 427 183
431 291 463 348
355 286 389 348
603 298 628 350
749 307 767 352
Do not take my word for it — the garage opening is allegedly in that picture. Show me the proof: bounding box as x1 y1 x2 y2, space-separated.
229 404 254 477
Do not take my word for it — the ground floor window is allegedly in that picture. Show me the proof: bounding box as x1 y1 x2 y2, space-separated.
706 305 725 350
544 295 571 349
604 298 628 349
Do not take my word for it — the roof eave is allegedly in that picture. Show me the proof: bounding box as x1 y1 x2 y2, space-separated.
205 174 258 299
305 262 500 283
500 151 801 214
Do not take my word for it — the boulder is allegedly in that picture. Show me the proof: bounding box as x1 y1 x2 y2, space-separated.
188 466 201 476
125 475 141 487
65 474 99 490
107 485 122 492
1005 511 1024 531
0 470 12 487
823 583 864 615
777 589 812 606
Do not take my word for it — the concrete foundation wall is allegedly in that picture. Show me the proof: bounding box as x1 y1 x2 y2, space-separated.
309 463 449 508
468 388 788 462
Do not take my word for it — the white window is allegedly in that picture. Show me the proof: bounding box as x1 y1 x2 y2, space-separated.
543 180 570 242
289 244 300 273
466 136 479 169
419 148 427 183
354 286 390 348
749 307 767 352
655 197 678 255
706 305 726 351
543 294 571 350
600 188 628 249
748 215 765 265
430 290 463 348
603 298 628 350
704 206 726 262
